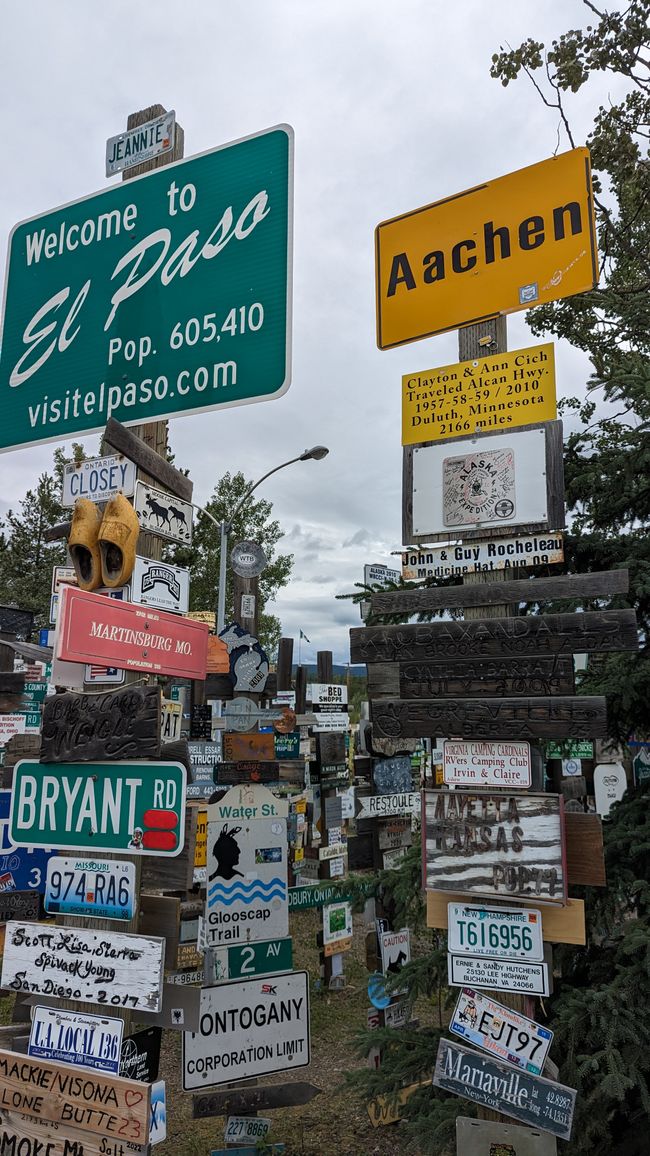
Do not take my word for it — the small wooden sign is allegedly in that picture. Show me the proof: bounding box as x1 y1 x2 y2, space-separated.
0 1112 148 1156
0 1046 150 1142
0 890 39 924
368 655 575 699
564 811 606 887
40 684 161 762
317 731 347 766
433 1038 576 1140
423 790 566 903
350 610 638 664
223 732 275 762
1 921 165 1012
456 1115 558 1156
216 760 279 785
193 1081 321 1118
367 1081 428 1127
371 696 607 741
427 892 586 945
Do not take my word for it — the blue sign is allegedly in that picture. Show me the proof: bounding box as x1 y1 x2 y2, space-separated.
368 971 391 1010
0 789 57 892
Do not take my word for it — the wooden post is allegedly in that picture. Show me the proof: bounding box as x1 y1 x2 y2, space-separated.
277 638 294 691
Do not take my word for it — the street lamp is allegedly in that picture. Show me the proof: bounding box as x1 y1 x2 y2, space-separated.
190 446 329 634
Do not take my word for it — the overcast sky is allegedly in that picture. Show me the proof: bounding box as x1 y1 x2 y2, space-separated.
0 1 622 663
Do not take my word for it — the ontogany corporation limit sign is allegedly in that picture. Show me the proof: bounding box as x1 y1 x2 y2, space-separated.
0 124 293 452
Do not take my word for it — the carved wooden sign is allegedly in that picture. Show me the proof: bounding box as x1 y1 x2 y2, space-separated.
40 685 161 762
215 760 279 785
423 790 566 903
350 610 638 664
371 696 607 740
367 656 575 700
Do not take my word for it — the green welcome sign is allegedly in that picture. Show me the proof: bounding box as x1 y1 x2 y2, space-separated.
0 125 293 452
10 759 187 856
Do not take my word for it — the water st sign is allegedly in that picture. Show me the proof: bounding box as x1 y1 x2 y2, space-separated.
450 987 553 1075
62 453 136 506
0 124 293 453
106 108 176 177
183 971 310 1090
448 903 544 962
29 1005 124 1075
10 759 187 857
210 937 293 982
376 147 598 349
0 788 56 893
402 342 556 446
433 1038 576 1140
205 816 288 947
44 856 136 921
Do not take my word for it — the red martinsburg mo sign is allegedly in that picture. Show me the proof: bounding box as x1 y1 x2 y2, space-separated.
56 586 209 679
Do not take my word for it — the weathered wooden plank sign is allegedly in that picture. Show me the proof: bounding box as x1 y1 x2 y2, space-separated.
10 759 187 856
40 684 161 762
357 792 421 820
0 1046 150 1142
433 1038 576 1140
368 656 575 699
350 610 638 663
0 1112 148 1156
423 791 567 903
456 1115 558 1156
223 732 276 762
1 921 165 1012
427 892 585 946
371 696 607 740
564 811 606 887
371 568 628 614
0 890 39 925
193 1081 321 1118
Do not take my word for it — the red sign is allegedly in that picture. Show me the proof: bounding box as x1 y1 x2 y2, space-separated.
56 586 209 680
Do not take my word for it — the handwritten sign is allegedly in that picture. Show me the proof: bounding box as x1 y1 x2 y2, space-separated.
1 921 165 1012
424 791 566 903
40 684 161 762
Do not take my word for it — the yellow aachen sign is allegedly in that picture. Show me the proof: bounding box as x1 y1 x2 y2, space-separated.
402 342 556 445
376 148 598 349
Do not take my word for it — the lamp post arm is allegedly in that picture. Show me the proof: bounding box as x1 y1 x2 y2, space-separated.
226 453 304 531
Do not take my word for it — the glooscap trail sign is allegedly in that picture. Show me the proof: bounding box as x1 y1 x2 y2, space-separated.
450 987 553 1075
1 921 165 1012
0 124 294 453
205 816 288 947
433 1038 576 1140
183 971 310 1090
10 759 187 857
376 146 598 349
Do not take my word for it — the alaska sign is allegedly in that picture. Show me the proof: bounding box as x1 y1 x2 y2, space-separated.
376 147 598 348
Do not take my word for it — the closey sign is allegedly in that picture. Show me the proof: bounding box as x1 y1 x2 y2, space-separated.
56 585 208 679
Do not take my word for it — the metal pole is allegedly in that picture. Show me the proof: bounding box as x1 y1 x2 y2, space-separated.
216 519 229 634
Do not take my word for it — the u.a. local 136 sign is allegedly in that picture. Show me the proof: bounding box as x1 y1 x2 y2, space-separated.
10 759 187 857
0 125 293 454
183 971 310 1090
28 1005 124 1075
376 147 598 349
56 584 209 680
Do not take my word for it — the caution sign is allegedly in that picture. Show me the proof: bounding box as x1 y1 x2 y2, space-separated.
183 971 310 1089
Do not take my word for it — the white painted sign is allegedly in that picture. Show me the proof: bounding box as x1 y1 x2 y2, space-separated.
240 593 256 618
133 481 193 546
225 1117 271 1144
357 792 421 820
380 928 411 977
313 712 350 733
132 556 190 614
323 902 352 948
207 783 289 822
443 740 531 788
51 565 78 595
448 953 550 996
205 816 288 948
183 971 310 1090
161 699 183 742
448 903 544 962
28 1005 124 1074
364 564 401 587
318 841 347 861
309 683 348 706
106 108 176 176
402 533 565 579
0 715 26 745
594 763 627 817
450 987 553 1076
62 454 136 507
562 757 582 777
44 856 136 921
1 921 165 1012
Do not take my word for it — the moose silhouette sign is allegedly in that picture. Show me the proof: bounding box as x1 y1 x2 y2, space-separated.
134 482 193 546
205 814 288 948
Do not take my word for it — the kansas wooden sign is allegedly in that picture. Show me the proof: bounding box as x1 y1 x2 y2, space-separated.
1 921 165 1013
423 791 566 903
433 1038 576 1140
350 610 638 663
367 656 575 699
371 695 607 741
0 1047 150 1142
40 684 161 762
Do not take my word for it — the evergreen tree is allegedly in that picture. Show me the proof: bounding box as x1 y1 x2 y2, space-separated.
171 470 293 656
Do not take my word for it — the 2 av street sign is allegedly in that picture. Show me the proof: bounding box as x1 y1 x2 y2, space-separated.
10 760 187 857
0 124 293 453
450 987 553 1075
210 937 293 982
183 971 310 1090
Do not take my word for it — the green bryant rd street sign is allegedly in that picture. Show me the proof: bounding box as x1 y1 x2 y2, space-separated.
0 124 293 453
